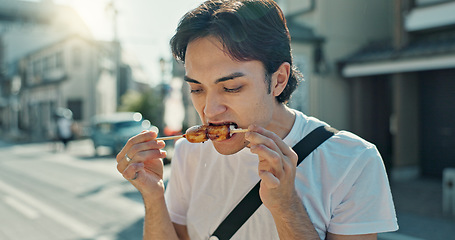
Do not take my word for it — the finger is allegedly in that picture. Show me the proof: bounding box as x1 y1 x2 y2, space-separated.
248 125 297 165
133 149 167 164
246 127 286 179
122 162 144 181
116 130 158 163
131 172 139 181
245 129 281 154
259 171 280 189
250 144 284 179
117 155 130 173
246 128 285 171
116 146 166 175
127 140 166 160
116 131 157 164
117 148 166 180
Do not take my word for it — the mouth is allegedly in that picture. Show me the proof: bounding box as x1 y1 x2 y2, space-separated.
207 122 241 141
208 122 238 128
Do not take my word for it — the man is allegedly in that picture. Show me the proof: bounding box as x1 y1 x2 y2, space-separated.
116 0 398 239
55 108 73 150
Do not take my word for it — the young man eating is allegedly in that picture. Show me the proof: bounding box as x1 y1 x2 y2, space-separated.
116 1 398 239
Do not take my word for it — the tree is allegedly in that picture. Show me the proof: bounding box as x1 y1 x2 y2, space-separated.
118 88 165 132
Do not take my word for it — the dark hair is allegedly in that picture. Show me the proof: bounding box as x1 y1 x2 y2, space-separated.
170 0 301 103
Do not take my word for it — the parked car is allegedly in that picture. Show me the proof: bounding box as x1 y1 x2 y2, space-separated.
90 112 158 155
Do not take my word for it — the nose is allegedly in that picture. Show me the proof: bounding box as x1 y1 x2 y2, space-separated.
203 91 227 118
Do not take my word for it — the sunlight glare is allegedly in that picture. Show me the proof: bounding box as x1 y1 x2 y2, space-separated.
62 0 113 40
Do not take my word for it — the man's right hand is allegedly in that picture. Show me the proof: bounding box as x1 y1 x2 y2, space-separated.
116 130 167 200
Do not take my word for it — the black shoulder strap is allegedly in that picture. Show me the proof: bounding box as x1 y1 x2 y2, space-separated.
211 125 338 240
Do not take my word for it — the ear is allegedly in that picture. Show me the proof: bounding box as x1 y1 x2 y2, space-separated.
271 62 291 97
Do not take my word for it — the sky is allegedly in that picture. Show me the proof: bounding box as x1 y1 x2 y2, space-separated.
54 0 205 86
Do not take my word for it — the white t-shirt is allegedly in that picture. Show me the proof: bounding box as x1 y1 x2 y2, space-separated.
57 117 73 139
165 110 398 239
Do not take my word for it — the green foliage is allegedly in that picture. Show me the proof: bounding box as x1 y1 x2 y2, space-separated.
118 88 165 131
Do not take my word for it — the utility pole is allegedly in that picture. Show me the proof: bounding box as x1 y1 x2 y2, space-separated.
393 0 412 50
106 0 122 107
392 0 419 177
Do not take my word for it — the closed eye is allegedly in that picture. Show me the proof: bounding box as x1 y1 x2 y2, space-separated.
190 88 203 94
224 86 242 93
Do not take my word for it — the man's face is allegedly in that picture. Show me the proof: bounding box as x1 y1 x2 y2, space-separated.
184 36 277 155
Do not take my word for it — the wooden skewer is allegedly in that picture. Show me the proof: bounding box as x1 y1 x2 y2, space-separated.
155 135 184 141
155 128 249 141
230 128 249 134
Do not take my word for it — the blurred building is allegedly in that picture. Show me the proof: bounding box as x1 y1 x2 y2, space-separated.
280 0 394 128
278 0 455 179
0 0 147 141
275 0 395 170
171 0 454 179
172 59 201 131
174 0 394 133
16 35 118 141
340 0 455 179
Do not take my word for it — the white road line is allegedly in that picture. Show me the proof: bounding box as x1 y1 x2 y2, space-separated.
44 155 121 179
43 153 172 182
4 196 40 219
0 180 97 238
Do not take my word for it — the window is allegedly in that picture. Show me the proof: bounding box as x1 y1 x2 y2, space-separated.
33 60 42 76
72 46 82 68
67 99 83 120
56 51 64 69
43 56 52 72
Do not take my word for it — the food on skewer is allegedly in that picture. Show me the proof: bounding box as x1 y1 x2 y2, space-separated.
185 125 209 143
156 124 248 143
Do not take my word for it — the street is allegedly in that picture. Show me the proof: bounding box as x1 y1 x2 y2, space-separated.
0 139 168 240
2 139 455 240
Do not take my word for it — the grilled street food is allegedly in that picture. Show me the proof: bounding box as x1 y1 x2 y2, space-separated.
185 125 209 143
156 124 248 143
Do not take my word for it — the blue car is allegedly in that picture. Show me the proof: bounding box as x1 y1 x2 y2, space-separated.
90 112 158 155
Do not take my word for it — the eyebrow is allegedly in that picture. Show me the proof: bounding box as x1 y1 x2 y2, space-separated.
184 72 245 84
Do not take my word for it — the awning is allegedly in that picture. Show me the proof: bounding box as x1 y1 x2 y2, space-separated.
340 31 455 78
343 54 455 77
405 1 455 32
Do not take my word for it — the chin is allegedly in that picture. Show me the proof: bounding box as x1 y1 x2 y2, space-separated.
212 140 249 155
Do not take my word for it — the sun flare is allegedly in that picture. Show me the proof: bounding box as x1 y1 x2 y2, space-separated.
62 0 114 40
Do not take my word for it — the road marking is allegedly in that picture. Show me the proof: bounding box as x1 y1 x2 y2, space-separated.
0 180 97 238
4 196 40 219
44 154 121 179
43 152 172 182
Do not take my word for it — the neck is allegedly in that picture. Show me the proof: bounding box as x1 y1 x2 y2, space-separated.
266 103 296 139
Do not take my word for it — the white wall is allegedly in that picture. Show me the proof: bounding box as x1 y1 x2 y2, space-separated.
285 0 394 129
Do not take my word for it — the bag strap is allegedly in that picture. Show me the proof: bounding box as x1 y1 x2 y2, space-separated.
211 125 338 240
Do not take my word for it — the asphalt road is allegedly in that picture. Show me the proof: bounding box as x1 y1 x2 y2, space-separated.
0 139 168 240
2 139 454 240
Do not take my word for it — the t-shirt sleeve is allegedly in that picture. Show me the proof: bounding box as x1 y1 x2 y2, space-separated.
164 140 190 225
328 146 399 235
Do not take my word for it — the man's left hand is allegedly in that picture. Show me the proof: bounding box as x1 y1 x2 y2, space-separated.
245 125 299 212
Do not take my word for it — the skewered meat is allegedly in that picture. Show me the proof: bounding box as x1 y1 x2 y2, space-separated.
156 124 248 143
184 125 209 143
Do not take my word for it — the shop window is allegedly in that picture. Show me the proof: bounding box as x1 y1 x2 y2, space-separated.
67 99 83 120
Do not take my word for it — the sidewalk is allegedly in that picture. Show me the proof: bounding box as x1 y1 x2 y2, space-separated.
379 178 455 240
0 140 12 148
